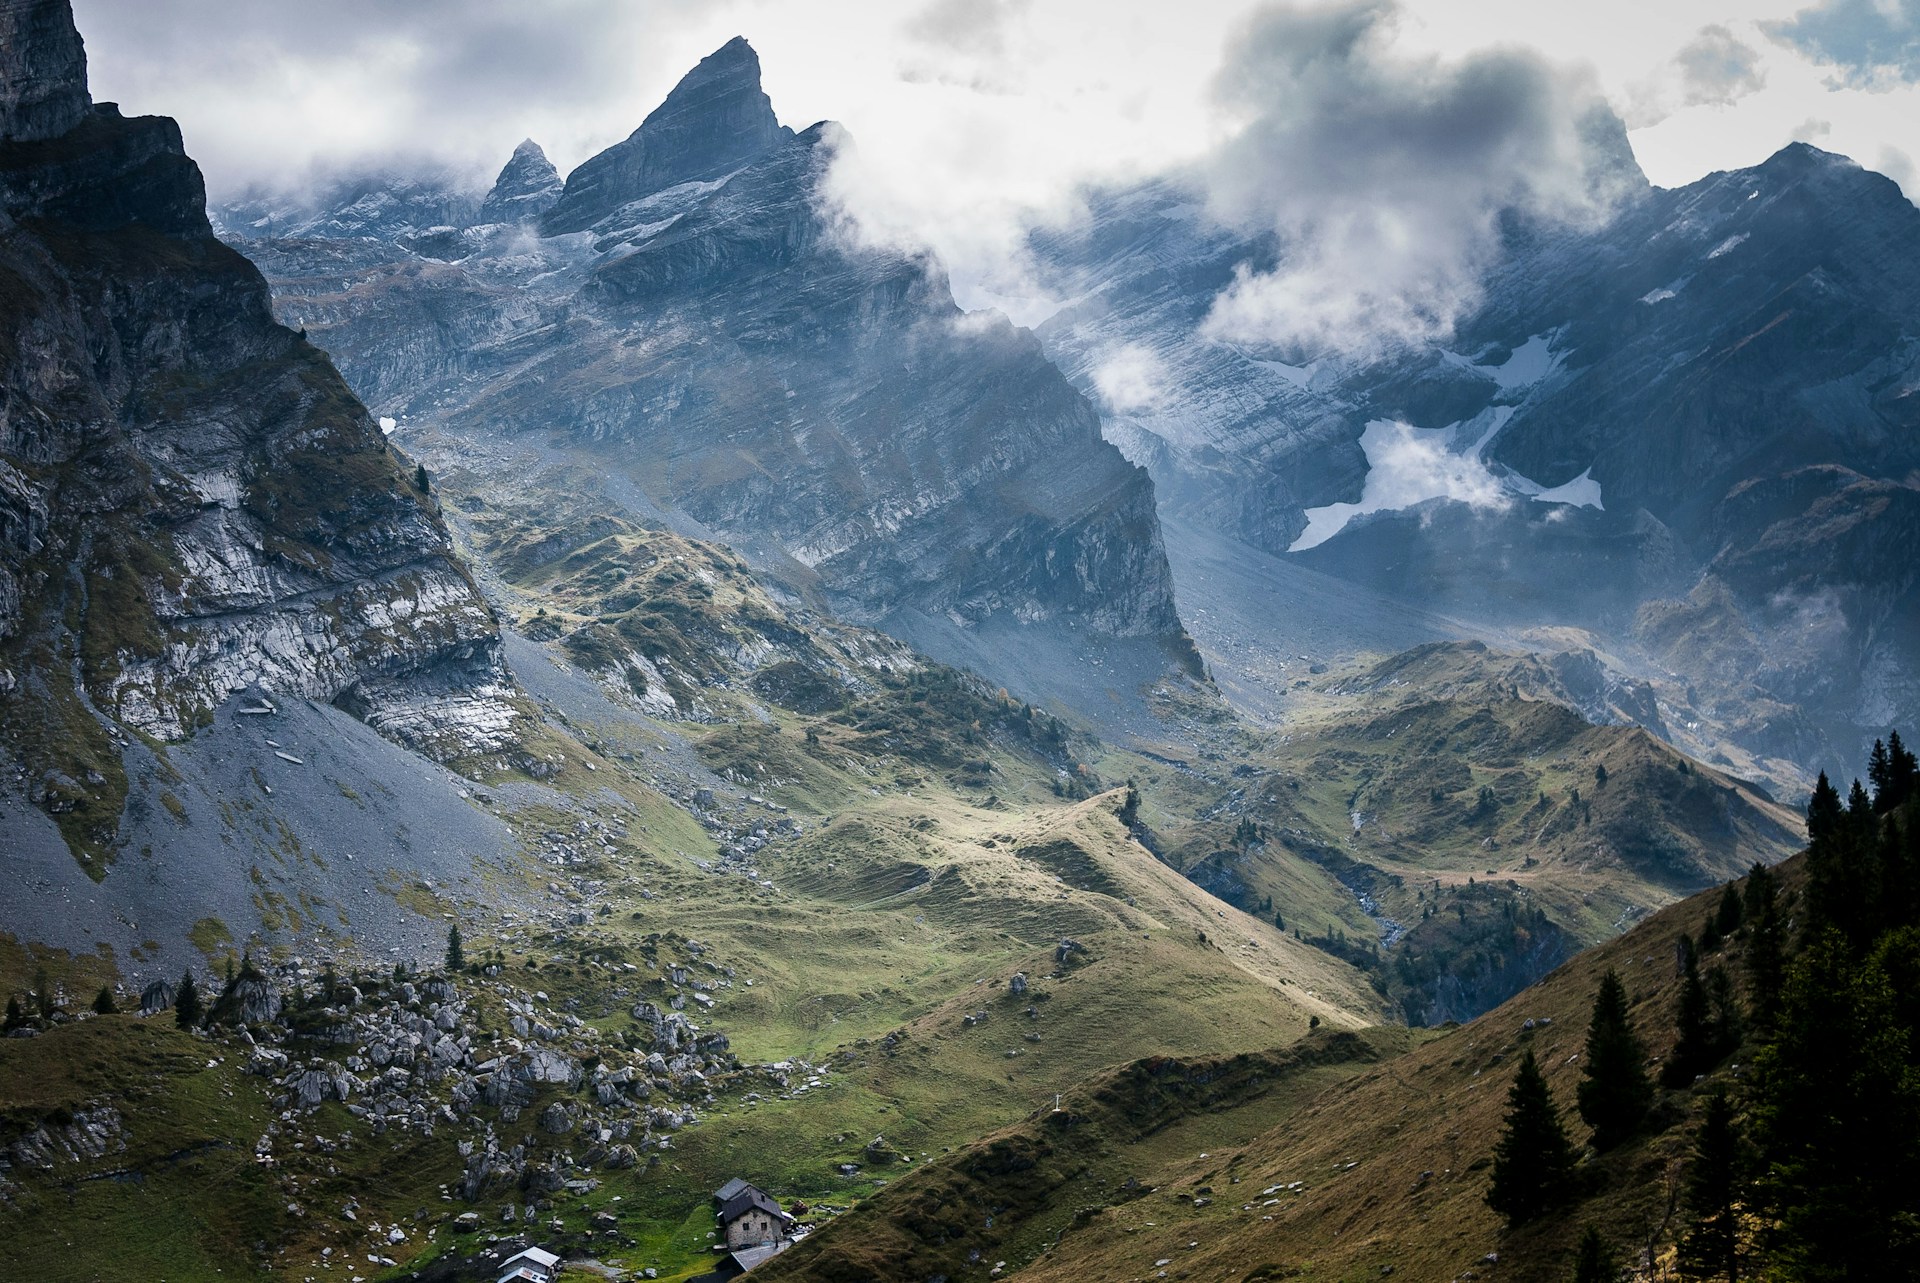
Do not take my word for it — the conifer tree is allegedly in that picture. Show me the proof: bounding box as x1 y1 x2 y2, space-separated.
1488 1049 1575 1226
1886 729 1918 809
1707 967 1741 1060
1714 885 1744 937
1846 777 1873 826
1753 928 1920 1279
91 985 115 1015
1679 1092 1743 1281
1572 1225 1615 1283
1745 890 1785 1035
446 923 464 973
1741 862 1775 926
1578 968 1652 1150
1879 818 1912 931
1665 948 1714 1087
173 970 201 1029
2 996 23 1030
1805 772 1843 843
1868 738 1893 811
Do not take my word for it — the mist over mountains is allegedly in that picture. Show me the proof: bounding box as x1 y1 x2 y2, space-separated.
1 1 1914 1279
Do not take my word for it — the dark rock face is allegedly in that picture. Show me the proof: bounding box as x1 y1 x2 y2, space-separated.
228 40 1196 695
0 0 516 869
541 37 791 236
0 0 89 143
477 138 561 224
1031 142 1920 761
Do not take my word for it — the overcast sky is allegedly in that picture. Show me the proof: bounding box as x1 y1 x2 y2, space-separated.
70 0 1920 336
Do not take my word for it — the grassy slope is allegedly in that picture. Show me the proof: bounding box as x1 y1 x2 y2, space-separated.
764 856 1796 1282
1118 642 1801 1009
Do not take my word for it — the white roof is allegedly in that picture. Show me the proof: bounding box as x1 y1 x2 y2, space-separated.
500 1246 561 1270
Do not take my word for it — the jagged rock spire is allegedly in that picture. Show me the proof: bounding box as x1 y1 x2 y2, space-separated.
0 0 90 142
478 137 562 224
542 36 791 234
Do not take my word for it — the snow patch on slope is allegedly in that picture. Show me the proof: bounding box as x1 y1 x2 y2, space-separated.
1291 393 1603 551
1291 419 1509 550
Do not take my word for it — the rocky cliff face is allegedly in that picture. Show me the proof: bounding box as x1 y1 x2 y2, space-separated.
1031 143 1920 767
224 40 1198 705
0 0 87 142
477 138 561 225
0 0 518 872
541 37 792 236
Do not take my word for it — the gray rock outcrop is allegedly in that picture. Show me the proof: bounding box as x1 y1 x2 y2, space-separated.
0 0 89 143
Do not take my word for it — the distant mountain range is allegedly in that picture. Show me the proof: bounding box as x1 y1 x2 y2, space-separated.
1030 141 1920 779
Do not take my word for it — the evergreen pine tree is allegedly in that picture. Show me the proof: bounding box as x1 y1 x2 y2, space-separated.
1487 1049 1576 1226
1745 901 1785 1036
1679 1092 1742 1281
91 985 115 1015
1887 729 1918 809
1846 777 1873 826
1714 885 1744 937
2 996 23 1030
173 971 201 1029
1700 913 1723 954
1753 928 1920 1279
1665 948 1714 1087
1741 862 1776 926
414 462 430 494
1868 738 1893 812
446 923 464 973
1572 1225 1615 1283
1805 772 1843 843
1578 968 1653 1150
1707 967 1742 1060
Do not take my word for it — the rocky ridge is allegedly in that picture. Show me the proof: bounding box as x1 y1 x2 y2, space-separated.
219 38 1202 713
0 0 522 870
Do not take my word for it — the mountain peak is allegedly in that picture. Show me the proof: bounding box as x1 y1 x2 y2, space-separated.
0 0 91 143
542 36 790 234
479 136 562 223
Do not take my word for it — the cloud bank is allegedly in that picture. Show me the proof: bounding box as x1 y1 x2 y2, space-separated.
1767 0 1920 87
1199 0 1640 356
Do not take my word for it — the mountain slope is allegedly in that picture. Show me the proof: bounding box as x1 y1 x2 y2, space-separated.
220 39 1202 720
757 843 1804 1283
0 0 519 879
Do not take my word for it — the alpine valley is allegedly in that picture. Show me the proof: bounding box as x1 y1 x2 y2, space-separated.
0 3 1913 1282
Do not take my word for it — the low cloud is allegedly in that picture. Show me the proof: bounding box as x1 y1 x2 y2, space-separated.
1199 0 1636 358
1677 25 1771 108
1766 0 1920 88
75 0 735 193
1091 344 1170 414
